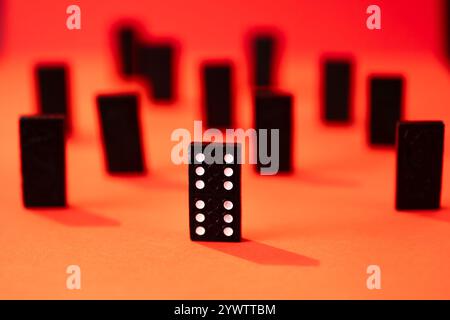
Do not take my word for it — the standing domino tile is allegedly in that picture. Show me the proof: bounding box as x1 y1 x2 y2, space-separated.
35 64 71 132
255 90 293 174
116 25 140 77
369 76 404 145
446 0 450 60
136 43 175 102
97 93 145 174
20 115 66 208
189 142 241 242
201 62 234 129
251 34 277 88
322 59 353 123
396 121 445 210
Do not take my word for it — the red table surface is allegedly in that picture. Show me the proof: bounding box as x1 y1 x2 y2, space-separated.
0 0 449 299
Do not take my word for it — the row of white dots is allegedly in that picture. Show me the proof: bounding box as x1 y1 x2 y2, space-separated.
195 226 234 237
195 180 233 190
195 226 234 236
195 153 235 164
195 166 233 177
195 213 233 223
195 200 233 210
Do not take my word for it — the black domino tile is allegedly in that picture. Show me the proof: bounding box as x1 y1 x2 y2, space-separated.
446 0 450 61
251 34 276 88
201 63 234 129
369 76 404 146
323 59 353 123
35 65 71 132
97 93 145 174
396 121 445 211
189 142 241 242
136 43 175 102
117 25 139 77
254 91 293 174
20 115 66 208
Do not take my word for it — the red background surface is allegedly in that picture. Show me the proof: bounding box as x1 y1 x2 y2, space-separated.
0 0 449 299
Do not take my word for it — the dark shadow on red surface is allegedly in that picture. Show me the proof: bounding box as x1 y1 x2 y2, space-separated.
199 239 319 266
30 207 121 227
402 207 450 224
